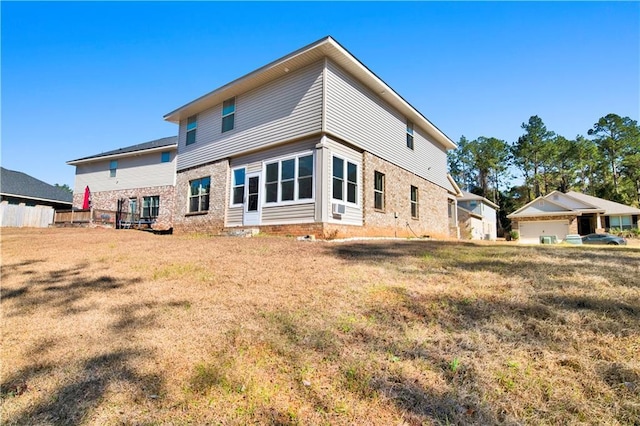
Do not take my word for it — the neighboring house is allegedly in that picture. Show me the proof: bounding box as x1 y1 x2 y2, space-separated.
508 190 640 244
67 136 177 230
163 36 459 238
456 191 498 240
0 167 73 227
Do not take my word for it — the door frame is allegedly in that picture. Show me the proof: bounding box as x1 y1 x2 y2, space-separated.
243 171 262 226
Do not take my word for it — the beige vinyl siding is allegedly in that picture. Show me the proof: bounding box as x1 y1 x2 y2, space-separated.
262 203 316 225
229 138 319 170
324 60 450 191
178 61 324 171
226 203 315 227
227 207 243 227
73 152 176 193
325 137 363 226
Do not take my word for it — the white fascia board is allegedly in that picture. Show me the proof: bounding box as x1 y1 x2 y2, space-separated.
1 193 72 206
67 145 177 165
507 211 581 219
447 174 463 196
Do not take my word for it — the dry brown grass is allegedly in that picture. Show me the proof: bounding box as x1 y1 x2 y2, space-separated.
1 228 639 425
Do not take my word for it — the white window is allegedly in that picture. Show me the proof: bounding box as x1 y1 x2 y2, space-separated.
142 196 160 218
406 120 414 150
231 168 245 206
332 156 358 204
189 177 210 213
109 160 118 177
186 115 197 145
374 171 385 211
222 97 235 133
264 153 314 204
411 185 419 219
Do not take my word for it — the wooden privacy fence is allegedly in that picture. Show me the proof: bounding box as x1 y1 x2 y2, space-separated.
0 204 55 228
54 209 117 226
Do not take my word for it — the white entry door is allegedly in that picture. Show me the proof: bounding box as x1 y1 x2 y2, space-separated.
243 172 261 226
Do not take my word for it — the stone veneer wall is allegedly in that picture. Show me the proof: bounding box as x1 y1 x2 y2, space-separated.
361 152 450 239
511 215 579 235
72 185 175 230
173 160 229 234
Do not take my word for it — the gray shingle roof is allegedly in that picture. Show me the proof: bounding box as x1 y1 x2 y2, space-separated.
67 136 177 163
565 191 640 215
1 167 73 204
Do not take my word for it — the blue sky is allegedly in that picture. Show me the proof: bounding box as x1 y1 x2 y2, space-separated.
2 1 638 189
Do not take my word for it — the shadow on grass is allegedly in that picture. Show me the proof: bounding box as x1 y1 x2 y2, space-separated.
0 259 45 282
327 240 640 288
2 350 164 425
1 261 187 425
2 262 142 317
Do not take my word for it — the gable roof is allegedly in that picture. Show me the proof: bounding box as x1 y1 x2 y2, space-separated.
458 191 499 209
507 191 640 219
1 167 73 205
163 36 456 151
565 191 640 215
67 136 177 165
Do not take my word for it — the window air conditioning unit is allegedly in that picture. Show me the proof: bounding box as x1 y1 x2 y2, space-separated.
332 203 346 216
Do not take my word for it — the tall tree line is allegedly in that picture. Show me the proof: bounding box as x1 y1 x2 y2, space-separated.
448 113 640 230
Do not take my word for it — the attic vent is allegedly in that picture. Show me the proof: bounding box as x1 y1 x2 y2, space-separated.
539 201 545 207
553 194 559 200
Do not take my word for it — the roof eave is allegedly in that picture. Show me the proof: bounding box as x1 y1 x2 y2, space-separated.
163 36 457 151
67 144 177 165
1 192 73 205
507 211 582 219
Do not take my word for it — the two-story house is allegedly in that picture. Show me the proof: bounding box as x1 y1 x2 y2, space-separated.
456 191 498 240
164 36 459 238
67 136 177 229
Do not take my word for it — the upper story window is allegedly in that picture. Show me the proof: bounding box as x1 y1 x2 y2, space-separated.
189 177 210 213
265 153 314 204
374 171 385 211
406 120 414 150
332 156 358 204
161 152 171 163
186 115 197 145
142 196 160 218
231 168 245 206
222 97 236 133
109 160 118 177
411 185 419 219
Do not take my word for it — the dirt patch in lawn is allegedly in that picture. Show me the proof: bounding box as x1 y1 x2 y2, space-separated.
2 228 639 425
